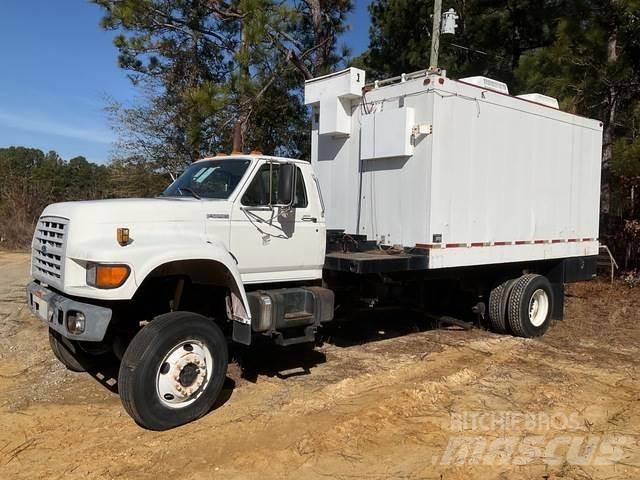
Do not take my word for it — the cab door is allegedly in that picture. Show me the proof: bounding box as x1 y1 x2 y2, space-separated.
229 160 325 284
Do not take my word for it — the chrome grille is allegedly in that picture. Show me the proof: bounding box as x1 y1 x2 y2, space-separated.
32 216 68 288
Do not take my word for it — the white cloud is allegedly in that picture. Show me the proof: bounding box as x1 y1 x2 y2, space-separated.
0 109 113 144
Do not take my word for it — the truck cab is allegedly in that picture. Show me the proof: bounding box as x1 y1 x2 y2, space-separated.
27 154 335 429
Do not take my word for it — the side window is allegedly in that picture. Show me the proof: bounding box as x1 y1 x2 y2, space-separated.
242 163 308 208
293 168 308 208
242 163 278 206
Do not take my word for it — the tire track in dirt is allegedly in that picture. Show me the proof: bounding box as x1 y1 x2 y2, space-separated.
208 336 526 478
0 253 30 331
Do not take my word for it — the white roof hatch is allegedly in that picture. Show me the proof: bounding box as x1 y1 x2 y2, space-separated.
459 76 509 95
516 93 560 109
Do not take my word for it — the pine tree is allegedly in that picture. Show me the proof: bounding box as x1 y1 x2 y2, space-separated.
94 0 352 173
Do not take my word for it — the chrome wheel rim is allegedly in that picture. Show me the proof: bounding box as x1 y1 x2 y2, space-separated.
528 289 549 327
156 340 213 409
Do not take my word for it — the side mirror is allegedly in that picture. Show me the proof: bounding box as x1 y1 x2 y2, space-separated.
275 163 296 206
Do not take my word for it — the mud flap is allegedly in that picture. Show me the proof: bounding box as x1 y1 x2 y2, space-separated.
232 321 251 345
551 282 564 320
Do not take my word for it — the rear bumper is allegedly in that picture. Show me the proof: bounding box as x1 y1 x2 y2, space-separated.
26 281 112 341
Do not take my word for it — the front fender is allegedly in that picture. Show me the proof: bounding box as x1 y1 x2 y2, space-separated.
64 235 251 325
134 240 251 325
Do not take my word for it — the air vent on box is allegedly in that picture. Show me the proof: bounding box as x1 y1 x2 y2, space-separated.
459 76 509 95
516 93 559 109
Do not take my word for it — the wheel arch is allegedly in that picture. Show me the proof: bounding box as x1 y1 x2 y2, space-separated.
135 253 251 325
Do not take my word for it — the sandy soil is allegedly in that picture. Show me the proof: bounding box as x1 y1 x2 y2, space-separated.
1 251 639 479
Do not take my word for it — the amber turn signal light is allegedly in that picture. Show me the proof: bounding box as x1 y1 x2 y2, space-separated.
86 263 131 289
117 227 130 246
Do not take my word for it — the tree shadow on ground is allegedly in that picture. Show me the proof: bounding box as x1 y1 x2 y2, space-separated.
85 308 471 413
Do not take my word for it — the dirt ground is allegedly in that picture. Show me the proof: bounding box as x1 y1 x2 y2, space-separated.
1 251 639 479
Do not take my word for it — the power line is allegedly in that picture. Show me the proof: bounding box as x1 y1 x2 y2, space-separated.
448 42 506 60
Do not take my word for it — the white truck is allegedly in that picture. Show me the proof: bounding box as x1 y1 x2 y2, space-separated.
26 68 602 430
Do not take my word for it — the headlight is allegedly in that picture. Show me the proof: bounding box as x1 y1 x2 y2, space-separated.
86 263 131 289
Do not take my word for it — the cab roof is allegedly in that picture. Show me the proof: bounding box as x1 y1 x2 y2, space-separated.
195 154 308 166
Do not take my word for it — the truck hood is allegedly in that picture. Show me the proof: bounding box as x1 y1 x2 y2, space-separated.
33 197 235 299
41 197 229 224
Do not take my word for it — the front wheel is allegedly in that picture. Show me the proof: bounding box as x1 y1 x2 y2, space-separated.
118 311 228 430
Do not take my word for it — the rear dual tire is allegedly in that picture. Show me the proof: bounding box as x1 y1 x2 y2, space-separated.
488 274 553 338
487 278 517 333
507 274 553 337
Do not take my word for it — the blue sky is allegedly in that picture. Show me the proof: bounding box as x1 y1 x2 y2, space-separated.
0 1 372 164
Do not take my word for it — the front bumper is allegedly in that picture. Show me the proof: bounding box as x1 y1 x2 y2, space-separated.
26 281 112 341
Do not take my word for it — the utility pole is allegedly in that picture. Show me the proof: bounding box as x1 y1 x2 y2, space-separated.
429 0 442 69
430 2 459 70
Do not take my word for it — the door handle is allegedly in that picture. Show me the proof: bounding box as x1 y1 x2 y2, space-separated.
301 215 317 223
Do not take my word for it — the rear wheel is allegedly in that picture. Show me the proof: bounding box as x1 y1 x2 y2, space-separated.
507 274 553 338
48 329 95 372
118 311 228 430
488 278 517 333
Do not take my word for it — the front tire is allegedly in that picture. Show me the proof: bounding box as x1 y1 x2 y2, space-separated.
507 274 554 338
118 311 228 430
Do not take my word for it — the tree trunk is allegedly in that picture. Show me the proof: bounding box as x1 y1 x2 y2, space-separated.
233 16 250 153
601 28 618 214
232 122 243 154
306 0 324 73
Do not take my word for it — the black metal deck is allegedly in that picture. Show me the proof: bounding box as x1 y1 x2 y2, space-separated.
324 251 429 274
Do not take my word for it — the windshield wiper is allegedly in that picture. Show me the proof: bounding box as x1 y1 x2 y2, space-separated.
177 187 201 199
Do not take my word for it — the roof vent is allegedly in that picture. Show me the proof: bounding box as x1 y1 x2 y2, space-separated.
516 93 559 109
459 76 509 95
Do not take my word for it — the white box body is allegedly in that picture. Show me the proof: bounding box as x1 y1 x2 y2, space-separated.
308 71 603 269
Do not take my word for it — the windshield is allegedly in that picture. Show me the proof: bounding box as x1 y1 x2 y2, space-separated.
162 159 252 199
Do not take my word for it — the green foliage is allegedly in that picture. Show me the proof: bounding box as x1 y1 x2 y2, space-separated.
0 147 170 249
94 0 352 172
366 0 558 84
613 138 640 178
108 156 170 198
515 0 640 117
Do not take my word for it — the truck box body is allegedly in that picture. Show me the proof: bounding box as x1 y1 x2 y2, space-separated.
306 69 603 269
